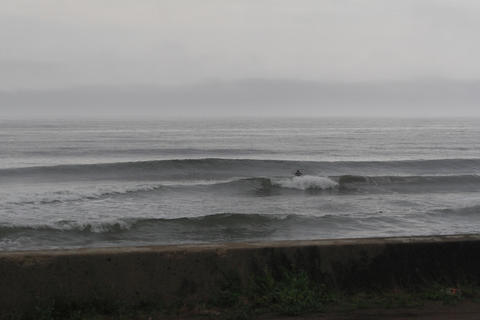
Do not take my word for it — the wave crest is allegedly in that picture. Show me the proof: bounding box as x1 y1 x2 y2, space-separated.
0 213 293 235
274 175 338 190
3 158 480 182
431 205 480 216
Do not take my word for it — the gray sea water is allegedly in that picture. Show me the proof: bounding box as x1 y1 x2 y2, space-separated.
1 118 480 251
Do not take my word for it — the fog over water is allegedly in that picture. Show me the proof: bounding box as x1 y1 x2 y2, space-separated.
2 80 480 118
1 1 480 117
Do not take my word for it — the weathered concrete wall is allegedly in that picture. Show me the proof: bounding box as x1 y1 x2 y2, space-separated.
1 234 480 319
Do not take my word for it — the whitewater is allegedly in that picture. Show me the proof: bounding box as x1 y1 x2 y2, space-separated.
1 118 480 250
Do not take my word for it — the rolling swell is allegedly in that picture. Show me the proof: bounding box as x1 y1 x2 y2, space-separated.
334 174 480 193
6 173 480 206
5 184 167 206
208 174 480 193
337 174 480 186
430 205 480 216
0 213 294 235
2 211 457 251
0 212 371 237
0 213 350 250
2 158 480 183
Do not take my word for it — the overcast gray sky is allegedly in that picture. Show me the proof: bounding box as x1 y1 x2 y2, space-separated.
1 0 480 117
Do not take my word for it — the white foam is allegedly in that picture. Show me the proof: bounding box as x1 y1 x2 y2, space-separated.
53 219 133 233
0 183 163 206
0 179 238 206
274 175 338 190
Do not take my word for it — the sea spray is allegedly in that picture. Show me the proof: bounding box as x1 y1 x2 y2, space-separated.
274 175 338 190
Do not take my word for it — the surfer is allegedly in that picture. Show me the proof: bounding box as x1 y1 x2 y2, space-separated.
294 169 303 177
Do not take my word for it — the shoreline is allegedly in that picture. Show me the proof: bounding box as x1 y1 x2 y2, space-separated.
2 234 480 319
4 233 479 255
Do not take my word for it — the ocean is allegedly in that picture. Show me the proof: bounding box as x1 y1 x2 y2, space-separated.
1 118 480 251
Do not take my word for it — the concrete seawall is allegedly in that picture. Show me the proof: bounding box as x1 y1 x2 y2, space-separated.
1 234 480 318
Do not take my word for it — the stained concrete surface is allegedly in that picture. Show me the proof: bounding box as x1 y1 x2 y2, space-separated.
1 235 480 319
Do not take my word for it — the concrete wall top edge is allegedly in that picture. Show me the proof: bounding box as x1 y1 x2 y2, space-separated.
1 234 479 258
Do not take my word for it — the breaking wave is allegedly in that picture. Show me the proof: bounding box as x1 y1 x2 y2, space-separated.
5 173 480 206
0 213 294 235
273 175 338 190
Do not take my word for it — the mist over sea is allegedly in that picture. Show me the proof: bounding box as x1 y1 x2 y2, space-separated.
1 118 480 251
